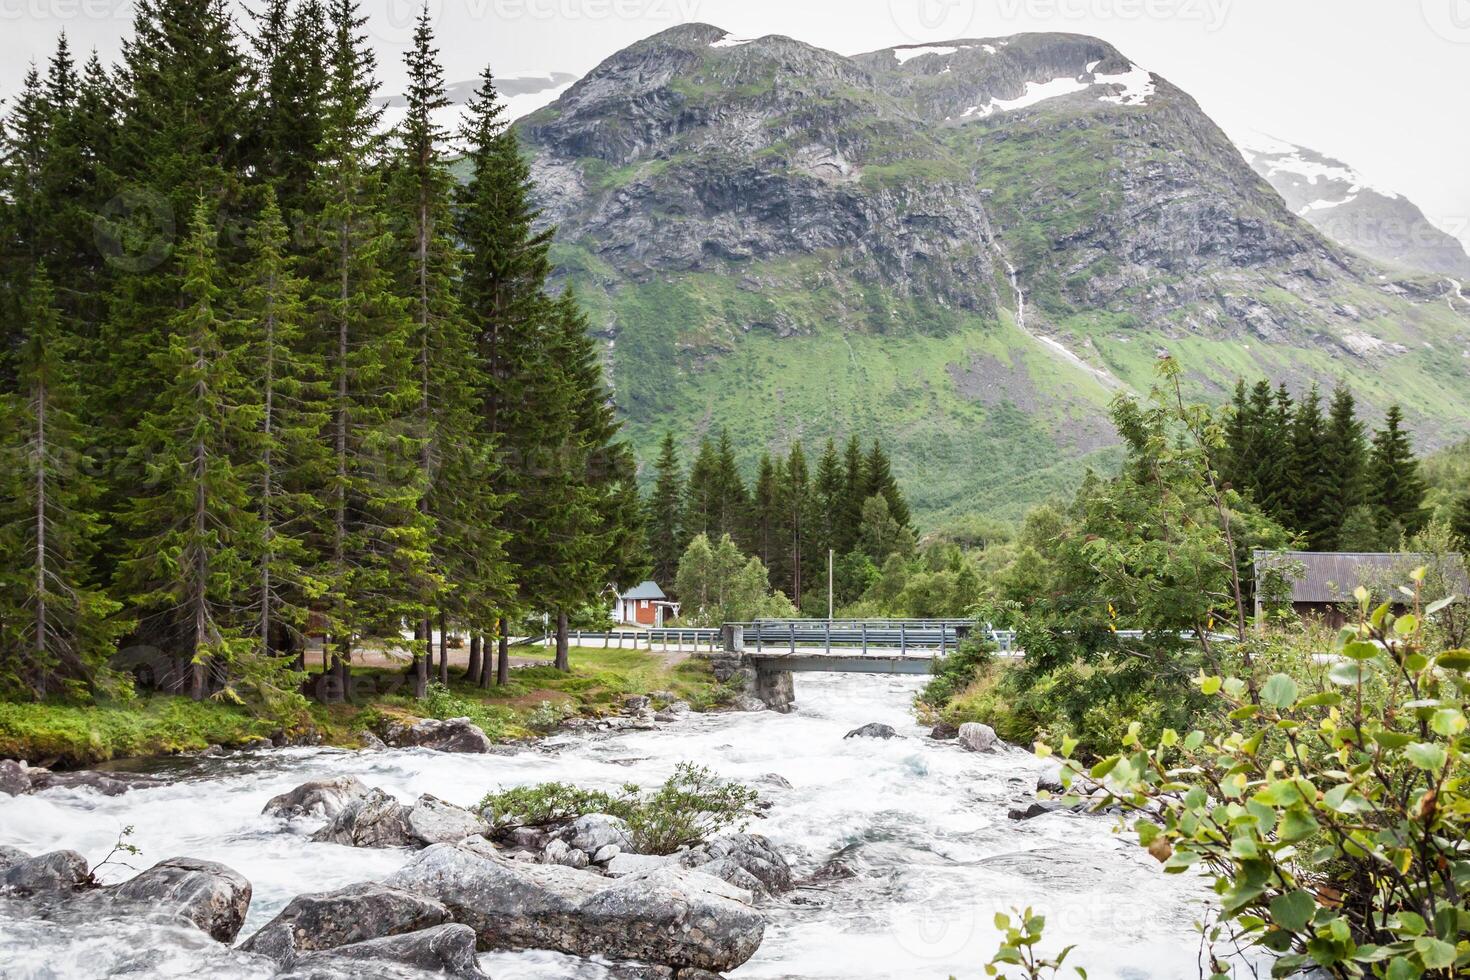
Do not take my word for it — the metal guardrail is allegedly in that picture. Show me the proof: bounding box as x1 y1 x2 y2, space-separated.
524 629 724 653
732 619 978 656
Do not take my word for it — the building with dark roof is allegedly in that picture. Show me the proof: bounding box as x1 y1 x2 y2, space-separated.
1254 550 1466 626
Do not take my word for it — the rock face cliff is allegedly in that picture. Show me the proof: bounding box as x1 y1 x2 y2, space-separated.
517 25 1470 520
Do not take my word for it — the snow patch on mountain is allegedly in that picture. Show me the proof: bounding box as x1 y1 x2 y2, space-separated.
960 62 1153 118
1094 65 1155 106
892 44 968 64
710 33 754 48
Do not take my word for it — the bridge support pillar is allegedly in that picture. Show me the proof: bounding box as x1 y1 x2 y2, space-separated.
752 664 795 713
721 624 745 654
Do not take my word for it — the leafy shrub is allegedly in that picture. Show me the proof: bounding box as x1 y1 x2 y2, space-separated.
477 763 762 855
623 764 761 855
478 781 637 829
422 682 508 739
918 634 994 709
526 699 576 733
1040 575 1470 978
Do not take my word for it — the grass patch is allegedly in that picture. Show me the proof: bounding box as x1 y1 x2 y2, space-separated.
0 697 280 767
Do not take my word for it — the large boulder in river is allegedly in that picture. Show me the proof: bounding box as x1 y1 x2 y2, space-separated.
385 839 765 972
279 924 489 980
0 849 90 896
0 759 31 796
843 723 898 740
680 834 792 897
407 794 489 845
264 776 372 820
109 857 252 943
384 717 492 753
26 768 163 797
311 789 418 848
0 845 31 873
240 881 449 964
957 722 999 753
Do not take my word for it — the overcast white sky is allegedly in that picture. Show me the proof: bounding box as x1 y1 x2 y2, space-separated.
4 0 1469 249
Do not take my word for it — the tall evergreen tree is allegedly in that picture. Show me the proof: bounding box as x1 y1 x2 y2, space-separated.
113 202 263 700
1451 493 1470 550
1287 385 1332 549
785 442 810 606
863 440 909 528
683 435 717 540
749 452 780 571
1321 384 1367 550
455 65 557 686
0 270 125 699
1366 405 1429 539
711 428 748 544
838 435 866 555
810 438 844 611
235 189 325 681
308 0 432 690
391 7 508 692
249 0 328 215
646 432 685 587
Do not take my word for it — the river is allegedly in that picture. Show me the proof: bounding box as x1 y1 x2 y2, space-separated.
0 674 1238 979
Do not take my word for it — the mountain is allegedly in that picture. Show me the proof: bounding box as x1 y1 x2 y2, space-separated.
516 25 1470 522
1233 131 1470 280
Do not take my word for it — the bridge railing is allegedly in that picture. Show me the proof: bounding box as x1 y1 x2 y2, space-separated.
729 619 1007 656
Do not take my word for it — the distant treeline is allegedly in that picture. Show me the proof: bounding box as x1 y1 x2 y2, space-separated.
1219 380 1443 551
644 431 911 608
0 2 645 706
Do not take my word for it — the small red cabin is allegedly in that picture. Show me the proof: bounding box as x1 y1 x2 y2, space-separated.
613 581 680 627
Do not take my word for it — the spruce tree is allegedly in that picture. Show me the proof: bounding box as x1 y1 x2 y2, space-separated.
455 65 558 686
391 8 508 693
1288 385 1332 549
683 435 718 541
750 452 780 572
250 0 329 218
308 0 432 690
1451 493 1470 550
811 438 844 611
785 442 810 606
1366 405 1429 540
1221 380 1251 489
711 428 748 543
0 270 125 699
113 202 263 700
647 432 686 587
838 435 866 555
1321 384 1367 550
236 189 325 681
864 440 910 527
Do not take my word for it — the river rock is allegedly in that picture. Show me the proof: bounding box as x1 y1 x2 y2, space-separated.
28 769 163 796
957 722 999 753
928 722 959 740
604 852 680 877
385 717 492 754
385 840 765 971
756 773 792 790
0 759 31 796
312 789 417 848
680 834 792 896
263 776 373 820
0 845 30 872
560 813 633 855
623 695 651 714
1 849 90 896
541 838 591 869
407 794 488 846
593 844 622 863
1007 800 1072 821
280 923 489 979
109 857 252 943
1036 763 1066 794
843 723 898 740
240 881 449 964
358 731 388 751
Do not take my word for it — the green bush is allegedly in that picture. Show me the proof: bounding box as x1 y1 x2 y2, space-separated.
421 682 510 739
1039 576 1470 978
477 763 762 855
918 635 994 709
0 696 275 765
